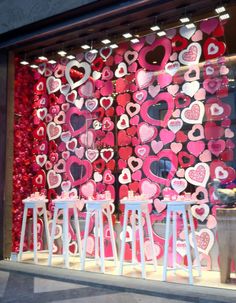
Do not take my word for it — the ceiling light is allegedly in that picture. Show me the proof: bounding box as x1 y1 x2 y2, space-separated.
30 64 38 69
186 23 195 29
123 33 132 38
20 60 29 65
48 59 57 64
38 55 48 61
219 13 230 20
131 38 140 43
81 44 90 50
157 31 166 37
180 17 190 23
57 50 67 56
102 39 111 44
150 25 160 31
66 54 76 60
90 49 98 54
110 44 118 49
215 6 226 14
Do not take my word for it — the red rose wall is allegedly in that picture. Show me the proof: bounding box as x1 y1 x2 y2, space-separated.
13 18 236 268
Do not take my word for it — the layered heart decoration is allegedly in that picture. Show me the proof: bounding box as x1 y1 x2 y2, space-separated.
210 160 235 184
140 93 174 127
205 97 231 121
143 150 178 186
66 156 93 186
185 163 210 187
66 107 92 137
139 178 160 198
139 37 171 71
181 101 205 124
80 180 96 198
47 170 62 189
65 60 91 90
189 228 214 255
171 178 187 193
137 122 157 143
191 204 210 222
203 37 226 60
179 43 201 66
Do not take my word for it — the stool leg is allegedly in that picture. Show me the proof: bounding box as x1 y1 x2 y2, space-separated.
131 209 136 265
18 206 28 261
73 205 82 258
138 209 146 279
42 205 50 250
182 208 193 285
187 206 201 277
106 205 118 266
172 211 177 272
99 209 105 273
63 206 69 268
81 210 91 270
33 206 38 263
145 207 157 271
119 207 128 275
163 207 171 281
48 207 58 266
94 210 99 265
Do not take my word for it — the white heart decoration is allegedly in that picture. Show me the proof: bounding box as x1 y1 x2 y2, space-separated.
182 81 200 97
189 228 214 255
65 60 91 90
46 76 61 94
167 119 183 133
176 240 187 257
85 50 97 63
179 24 196 40
185 163 210 187
94 172 103 182
85 149 99 162
171 178 187 194
47 170 62 189
47 122 62 141
191 204 210 222
61 180 71 192
179 43 201 66
181 101 205 124
117 114 129 130
115 62 127 78
165 61 180 76
99 46 112 60
36 155 47 167
118 168 131 184
210 103 224 116
37 108 47 120
85 98 98 112
100 148 114 163
119 226 133 242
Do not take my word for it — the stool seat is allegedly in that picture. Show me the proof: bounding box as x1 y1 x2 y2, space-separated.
18 198 50 263
48 199 82 268
81 199 117 273
119 199 157 279
162 200 201 284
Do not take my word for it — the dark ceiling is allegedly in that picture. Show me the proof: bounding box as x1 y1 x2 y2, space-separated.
1 0 236 58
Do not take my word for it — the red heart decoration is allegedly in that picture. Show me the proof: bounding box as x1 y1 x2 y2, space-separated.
129 181 139 193
66 156 93 186
32 170 46 188
174 93 190 109
33 123 46 140
210 160 235 184
118 130 131 146
175 131 188 143
171 34 188 51
91 57 104 71
116 78 129 94
93 159 105 173
205 122 224 140
117 93 130 107
203 37 226 60
205 97 231 121
220 149 234 162
119 146 133 161
126 126 137 136
106 159 115 170
66 108 92 137
178 151 195 168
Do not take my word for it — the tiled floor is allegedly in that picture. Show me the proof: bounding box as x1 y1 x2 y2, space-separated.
19 251 236 290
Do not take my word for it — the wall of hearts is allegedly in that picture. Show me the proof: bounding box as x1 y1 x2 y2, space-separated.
13 17 236 267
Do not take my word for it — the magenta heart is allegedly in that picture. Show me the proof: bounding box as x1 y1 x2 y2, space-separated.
200 18 218 35
139 37 171 71
159 129 175 145
143 150 178 186
157 72 172 88
208 139 226 157
66 156 93 186
140 92 174 127
132 170 142 181
187 141 205 157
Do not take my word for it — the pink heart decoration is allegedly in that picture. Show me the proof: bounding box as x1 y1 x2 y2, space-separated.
191 30 203 42
140 93 174 127
151 140 163 154
206 215 217 229
133 90 148 104
148 84 160 98
208 139 226 157
78 80 94 98
126 102 140 117
137 122 157 143
143 150 178 186
171 178 187 193
203 78 221 94
170 142 182 153
157 72 172 88
189 228 214 255
139 178 160 198
66 156 93 186
47 122 62 141
154 198 166 213
179 43 201 65
159 129 175 145
66 108 92 137
185 163 210 187
191 204 210 222
79 130 95 148
184 65 200 82
135 69 154 89
47 170 62 189
194 88 206 101
188 124 204 141
181 101 205 124
200 18 218 35
46 76 61 94
167 119 183 134
134 145 150 159
191 186 209 204
187 141 205 157
139 37 171 71
199 150 212 163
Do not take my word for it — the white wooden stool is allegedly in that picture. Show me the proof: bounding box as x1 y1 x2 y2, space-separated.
48 199 82 268
18 197 50 263
80 199 117 273
162 200 201 284
119 199 157 279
